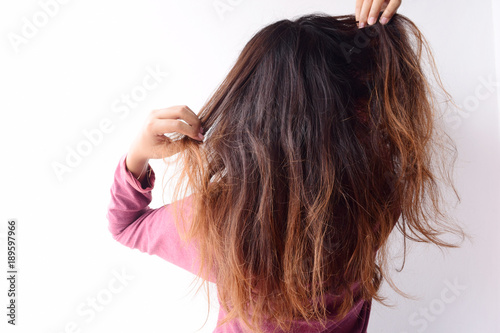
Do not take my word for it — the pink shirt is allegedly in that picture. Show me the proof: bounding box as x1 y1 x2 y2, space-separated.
106 153 372 332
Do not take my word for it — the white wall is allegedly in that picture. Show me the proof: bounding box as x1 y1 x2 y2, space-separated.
0 1 498 332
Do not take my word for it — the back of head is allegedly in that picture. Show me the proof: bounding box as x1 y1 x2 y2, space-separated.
168 12 465 333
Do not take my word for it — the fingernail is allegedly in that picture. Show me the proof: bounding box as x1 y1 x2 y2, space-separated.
359 21 365 28
380 16 389 25
367 17 376 25
198 133 204 141
200 127 204 134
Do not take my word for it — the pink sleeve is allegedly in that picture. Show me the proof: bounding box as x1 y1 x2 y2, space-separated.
106 153 215 283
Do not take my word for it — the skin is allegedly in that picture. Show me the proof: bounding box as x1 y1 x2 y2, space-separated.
125 105 203 184
125 1 403 182
355 0 402 28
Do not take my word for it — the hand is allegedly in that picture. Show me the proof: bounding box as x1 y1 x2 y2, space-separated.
126 105 204 182
355 0 402 28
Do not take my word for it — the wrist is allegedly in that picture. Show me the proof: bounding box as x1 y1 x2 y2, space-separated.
126 150 150 183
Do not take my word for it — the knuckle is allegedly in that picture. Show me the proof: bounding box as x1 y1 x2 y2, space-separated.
173 106 183 116
146 120 155 131
173 120 183 130
181 105 190 115
147 112 157 122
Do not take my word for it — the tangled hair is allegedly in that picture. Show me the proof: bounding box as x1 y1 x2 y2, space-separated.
162 12 467 333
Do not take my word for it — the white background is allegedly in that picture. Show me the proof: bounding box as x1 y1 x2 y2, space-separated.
0 0 499 332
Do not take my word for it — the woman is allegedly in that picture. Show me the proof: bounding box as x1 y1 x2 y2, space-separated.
106 1 465 332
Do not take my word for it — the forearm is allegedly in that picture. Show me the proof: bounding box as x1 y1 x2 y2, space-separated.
107 153 155 238
125 148 150 185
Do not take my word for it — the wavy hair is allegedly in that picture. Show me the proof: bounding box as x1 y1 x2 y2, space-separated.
162 12 467 333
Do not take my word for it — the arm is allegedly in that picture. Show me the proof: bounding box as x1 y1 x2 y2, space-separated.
106 153 214 281
106 105 212 282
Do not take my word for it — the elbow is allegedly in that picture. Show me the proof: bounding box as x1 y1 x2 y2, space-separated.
106 211 125 240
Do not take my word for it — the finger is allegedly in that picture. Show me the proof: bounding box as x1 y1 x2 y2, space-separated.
358 0 373 28
355 0 364 22
153 105 201 129
380 0 389 11
153 105 203 133
183 105 204 133
150 118 203 141
379 0 401 25
367 0 386 25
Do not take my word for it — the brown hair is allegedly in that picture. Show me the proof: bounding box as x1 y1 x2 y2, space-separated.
162 12 468 332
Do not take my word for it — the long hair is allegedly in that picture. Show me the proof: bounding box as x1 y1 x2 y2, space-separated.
163 12 467 332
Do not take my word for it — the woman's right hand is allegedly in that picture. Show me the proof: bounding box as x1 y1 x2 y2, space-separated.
355 0 402 28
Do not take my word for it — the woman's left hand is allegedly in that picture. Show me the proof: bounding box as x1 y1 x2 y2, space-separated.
126 105 204 182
